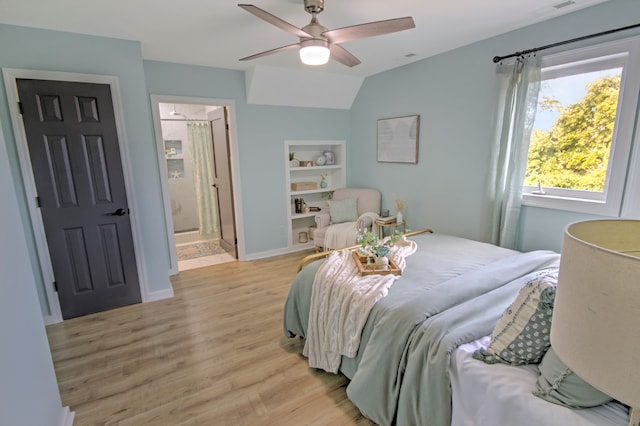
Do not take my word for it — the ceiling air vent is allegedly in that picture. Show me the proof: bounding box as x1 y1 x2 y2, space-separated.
553 0 576 9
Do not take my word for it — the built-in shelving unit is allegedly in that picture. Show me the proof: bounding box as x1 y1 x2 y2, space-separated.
285 140 346 251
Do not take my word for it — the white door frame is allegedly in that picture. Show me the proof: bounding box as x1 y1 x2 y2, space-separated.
3 68 152 325
150 95 245 274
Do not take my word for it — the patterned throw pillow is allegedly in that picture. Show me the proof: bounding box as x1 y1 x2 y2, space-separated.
534 347 613 408
473 268 558 365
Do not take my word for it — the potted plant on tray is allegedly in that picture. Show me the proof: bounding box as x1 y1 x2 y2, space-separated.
357 230 402 269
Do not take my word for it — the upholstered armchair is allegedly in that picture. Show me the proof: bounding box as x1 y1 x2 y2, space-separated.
312 188 381 251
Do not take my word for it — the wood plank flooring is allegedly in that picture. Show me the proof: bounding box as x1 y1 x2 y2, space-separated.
46 251 376 425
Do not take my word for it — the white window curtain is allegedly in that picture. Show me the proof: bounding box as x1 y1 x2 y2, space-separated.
188 122 218 235
488 55 541 248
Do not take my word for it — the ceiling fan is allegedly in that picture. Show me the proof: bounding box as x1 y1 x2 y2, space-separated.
238 0 415 67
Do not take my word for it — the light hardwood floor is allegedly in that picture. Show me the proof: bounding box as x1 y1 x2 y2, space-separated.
46 251 376 425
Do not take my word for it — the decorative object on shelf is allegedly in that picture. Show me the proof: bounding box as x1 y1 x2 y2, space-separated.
285 140 345 253
298 231 309 243
164 140 183 156
167 159 184 179
393 195 406 224
294 198 307 214
291 181 317 191
323 150 335 165
375 216 397 225
381 208 390 217
377 115 420 164
315 155 326 166
320 173 328 188
289 152 299 167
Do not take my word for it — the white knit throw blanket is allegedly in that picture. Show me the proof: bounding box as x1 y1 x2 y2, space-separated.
303 237 418 373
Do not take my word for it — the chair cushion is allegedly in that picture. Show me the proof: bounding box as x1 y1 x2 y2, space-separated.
328 197 358 224
332 188 381 216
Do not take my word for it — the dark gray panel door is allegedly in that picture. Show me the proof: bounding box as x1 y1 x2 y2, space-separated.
17 79 141 319
209 107 237 258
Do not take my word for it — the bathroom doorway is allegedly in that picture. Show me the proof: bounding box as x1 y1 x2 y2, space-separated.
156 101 237 272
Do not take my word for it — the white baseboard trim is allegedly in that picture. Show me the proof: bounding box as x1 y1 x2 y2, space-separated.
60 406 75 426
144 287 174 303
242 246 311 261
44 288 174 325
43 314 59 326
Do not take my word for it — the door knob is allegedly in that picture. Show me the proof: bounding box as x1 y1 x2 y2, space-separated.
107 208 128 216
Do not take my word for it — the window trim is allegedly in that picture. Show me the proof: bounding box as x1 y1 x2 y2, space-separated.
522 35 640 216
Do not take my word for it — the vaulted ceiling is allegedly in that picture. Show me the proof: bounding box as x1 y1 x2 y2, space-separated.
1 0 608 77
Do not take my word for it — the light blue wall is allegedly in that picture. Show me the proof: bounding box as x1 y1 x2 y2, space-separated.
349 0 640 252
0 24 172 317
1 1 638 326
143 60 351 253
0 122 67 425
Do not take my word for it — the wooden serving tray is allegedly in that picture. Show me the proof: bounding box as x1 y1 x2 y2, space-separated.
351 251 401 276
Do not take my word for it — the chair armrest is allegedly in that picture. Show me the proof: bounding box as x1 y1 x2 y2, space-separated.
315 213 331 228
356 212 380 232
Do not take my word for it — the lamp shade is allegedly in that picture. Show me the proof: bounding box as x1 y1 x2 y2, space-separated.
551 219 640 409
299 39 330 66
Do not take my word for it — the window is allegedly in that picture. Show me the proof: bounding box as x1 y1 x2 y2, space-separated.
522 36 640 216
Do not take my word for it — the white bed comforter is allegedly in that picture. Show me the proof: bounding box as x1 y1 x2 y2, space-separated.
450 337 629 426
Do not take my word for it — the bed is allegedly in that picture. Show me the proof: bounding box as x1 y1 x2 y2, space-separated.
283 231 629 426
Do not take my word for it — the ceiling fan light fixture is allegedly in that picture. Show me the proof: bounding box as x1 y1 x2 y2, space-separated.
299 39 330 65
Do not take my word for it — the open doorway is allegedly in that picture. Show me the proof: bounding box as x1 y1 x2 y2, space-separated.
156 101 237 272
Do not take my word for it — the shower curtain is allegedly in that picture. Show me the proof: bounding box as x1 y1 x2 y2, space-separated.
188 122 218 235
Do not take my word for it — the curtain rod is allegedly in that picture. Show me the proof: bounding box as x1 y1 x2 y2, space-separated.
492 22 640 63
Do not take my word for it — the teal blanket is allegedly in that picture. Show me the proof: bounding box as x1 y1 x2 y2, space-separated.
283 233 559 425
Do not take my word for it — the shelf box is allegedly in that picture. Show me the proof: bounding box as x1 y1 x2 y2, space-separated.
291 182 317 191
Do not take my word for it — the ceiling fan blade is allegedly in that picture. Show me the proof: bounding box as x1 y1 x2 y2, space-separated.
239 43 300 62
238 4 312 39
329 44 361 67
323 17 415 44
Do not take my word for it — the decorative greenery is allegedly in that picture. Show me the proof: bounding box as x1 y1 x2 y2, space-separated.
357 230 403 259
320 173 327 182
393 195 405 212
289 152 296 161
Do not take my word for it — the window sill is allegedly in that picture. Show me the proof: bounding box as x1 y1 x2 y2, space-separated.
522 193 619 216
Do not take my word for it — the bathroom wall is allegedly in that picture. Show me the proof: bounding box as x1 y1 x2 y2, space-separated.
159 103 217 234
160 123 198 232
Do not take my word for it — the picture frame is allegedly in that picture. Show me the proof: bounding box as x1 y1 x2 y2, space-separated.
376 115 420 164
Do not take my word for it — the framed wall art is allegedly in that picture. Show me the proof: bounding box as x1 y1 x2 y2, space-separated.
376 115 420 164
